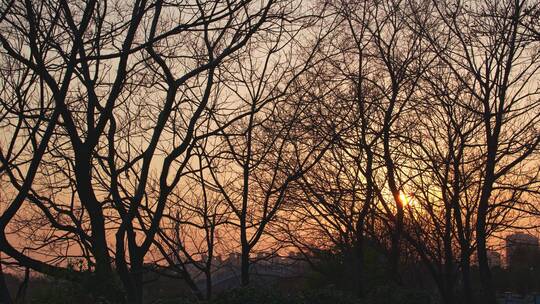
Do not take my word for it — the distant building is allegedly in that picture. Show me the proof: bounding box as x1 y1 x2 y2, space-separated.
505 233 540 269
471 249 502 268
486 250 502 268
227 252 241 266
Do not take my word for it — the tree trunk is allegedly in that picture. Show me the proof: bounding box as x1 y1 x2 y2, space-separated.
205 270 212 300
354 210 370 297
241 245 250 286
442 271 454 304
477 163 496 304
126 270 143 304
443 206 455 304
389 212 403 284
354 236 364 297
460 251 473 304
123 252 144 304
0 256 12 304
476 230 496 304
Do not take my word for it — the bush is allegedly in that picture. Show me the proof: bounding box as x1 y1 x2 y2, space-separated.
364 284 431 304
158 285 436 304
160 287 362 304
296 288 359 304
209 287 292 304
28 278 92 304
26 272 125 304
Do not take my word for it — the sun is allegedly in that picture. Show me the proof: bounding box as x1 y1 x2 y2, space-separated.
399 191 417 208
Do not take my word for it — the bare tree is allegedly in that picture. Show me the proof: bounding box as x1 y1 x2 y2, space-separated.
278 0 433 294
153 141 231 300
418 1 540 302
0 0 282 302
201 16 335 284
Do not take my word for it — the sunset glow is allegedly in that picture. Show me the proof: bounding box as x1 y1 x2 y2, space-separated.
1 0 539 303
399 191 417 209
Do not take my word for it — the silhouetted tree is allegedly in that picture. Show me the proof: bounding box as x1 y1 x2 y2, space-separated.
419 1 540 302
0 0 284 302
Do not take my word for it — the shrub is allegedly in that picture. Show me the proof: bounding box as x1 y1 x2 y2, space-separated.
160 287 362 304
364 284 431 304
